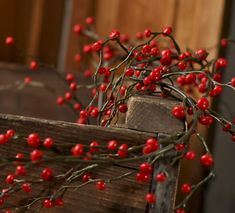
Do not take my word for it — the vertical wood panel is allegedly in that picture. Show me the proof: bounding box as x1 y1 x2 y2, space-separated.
37 0 65 65
0 0 65 66
26 0 45 58
65 0 95 71
175 0 225 58
174 1 225 213
95 0 177 36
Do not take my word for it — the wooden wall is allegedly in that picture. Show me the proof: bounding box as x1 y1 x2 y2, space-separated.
0 0 225 70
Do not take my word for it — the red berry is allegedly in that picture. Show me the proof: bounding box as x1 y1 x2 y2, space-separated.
197 97 209 110
27 133 40 147
22 183 31 193
30 149 43 162
90 108 99 118
96 181 106 190
145 193 156 204
146 138 159 151
160 54 172 66
24 76 32 84
178 61 187 70
90 141 99 153
43 199 53 208
120 34 129 43
66 73 75 81
6 129 15 138
215 57 228 69
15 165 26 175
213 73 222 82
176 208 186 213
57 96 64 105
185 73 196 84
185 151 196 160
55 198 64 206
73 24 83 34
136 173 150 182
77 117 86 125
195 48 207 61
136 32 144 39
181 183 191 193
139 163 152 174
0 134 7 144
74 53 81 62
99 83 107 92
29 60 38 70
179 53 187 60
70 82 77 91
85 17 94 25
5 36 14 45
156 172 167 182
176 75 186 87
41 168 53 181
107 140 118 150
65 92 72 100
198 83 207 93
83 44 92 53
109 29 120 39
16 153 24 160
117 144 128 158
220 38 228 48
199 115 214 126
82 173 91 182
200 154 213 167
125 68 134 77
144 29 152 38
73 103 81 111
5 174 15 184
92 40 103 52
231 77 235 87
209 85 222 97
150 47 159 56
171 106 185 119
118 104 128 113
43 137 54 149
71 144 84 156
162 26 172 35
80 110 88 119
142 44 151 54
223 123 231 131
175 143 185 151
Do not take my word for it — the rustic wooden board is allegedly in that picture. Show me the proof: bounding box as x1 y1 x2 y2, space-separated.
126 96 183 213
0 113 154 213
126 95 184 135
0 95 183 213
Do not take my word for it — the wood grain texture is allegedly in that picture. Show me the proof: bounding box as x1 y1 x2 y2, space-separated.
126 95 184 135
65 0 95 71
0 93 183 212
0 113 152 213
125 96 183 213
95 0 177 36
175 0 225 58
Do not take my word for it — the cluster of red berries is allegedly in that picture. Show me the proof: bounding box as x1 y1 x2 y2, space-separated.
3 17 235 213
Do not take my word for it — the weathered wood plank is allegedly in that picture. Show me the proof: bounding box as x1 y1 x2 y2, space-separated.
126 95 184 135
0 113 155 145
126 96 184 213
0 113 152 213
